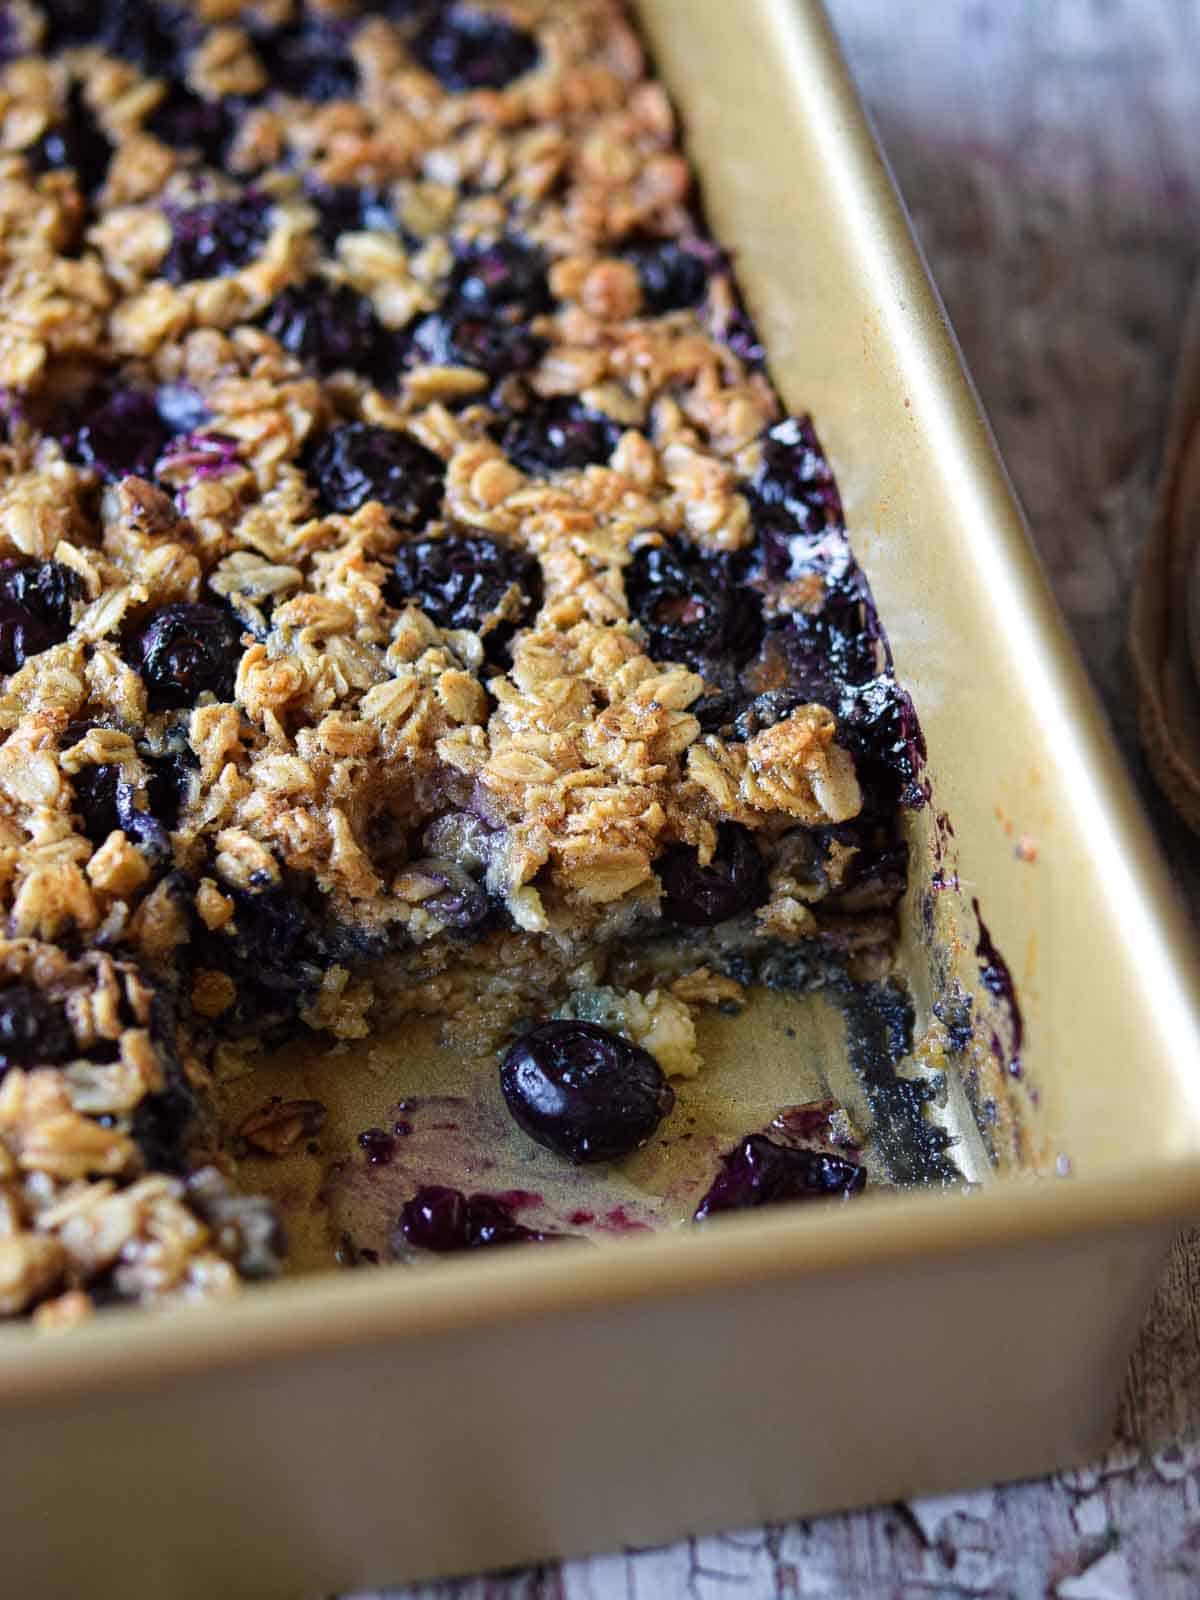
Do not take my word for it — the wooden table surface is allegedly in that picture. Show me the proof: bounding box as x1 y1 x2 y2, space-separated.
368 3 1200 1594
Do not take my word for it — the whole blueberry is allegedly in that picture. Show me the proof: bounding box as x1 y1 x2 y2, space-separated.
0 985 74 1074
388 529 538 632
411 6 541 91
144 748 195 831
148 83 234 165
257 18 359 103
306 422 444 524
131 1074 195 1176
500 1020 675 1164
69 388 171 481
128 602 242 709
625 540 762 670
42 0 184 74
306 181 400 251
656 823 769 927
450 237 549 315
694 1133 865 1219
491 396 621 476
261 279 387 377
407 310 545 380
624 238 710 315
0 560 80 670
27 85 113 196
0 560 80 634
162 194 270 284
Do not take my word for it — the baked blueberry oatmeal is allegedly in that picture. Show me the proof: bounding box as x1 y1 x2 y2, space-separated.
0 0 925 1326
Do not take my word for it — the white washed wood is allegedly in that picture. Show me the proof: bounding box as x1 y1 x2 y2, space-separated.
360 2 1200 1594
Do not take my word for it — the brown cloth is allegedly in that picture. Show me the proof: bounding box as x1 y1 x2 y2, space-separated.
1131 282 1200 832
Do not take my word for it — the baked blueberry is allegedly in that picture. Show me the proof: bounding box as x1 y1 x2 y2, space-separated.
305 422 444 523
0 985 75 1074
624 238 710 315
656 823 769 927
0 560 80 635
411 6 541 91
27 84 113 195
261 280 387 377
406 859 491 929
42 0 184 74
0 560 81 670
128 603 242 709
256 17 359 103
306 181 400 251
68 389 171 481
396 1186 560 1252
694 1133 865 1219
388 529 538 632
154 383 211 436
148 83 234 164
450 237 550 315
162 193 270 284
625 540 762 671
491 396 621 475
754 415 843 534
500 1020 675 1163
407 309 546 380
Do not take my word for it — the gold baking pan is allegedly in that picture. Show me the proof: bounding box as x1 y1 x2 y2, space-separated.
3 2 1200 1596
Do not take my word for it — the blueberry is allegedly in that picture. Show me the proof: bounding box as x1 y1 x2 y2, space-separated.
188 878 349 1035
131 1073 195 1176
624 238 710 315
127 602 242 709
155 383 211 436
0 985 75 1075
833 673 926 809
753 415 843 537
0 560 80 670
491 396 621 475
305 422 444 524
388 529 538 633
500 1020 675 1164
694 1133 865 1219
0 559 80 634
27 85 113 196
0 11 18 65
625 540 762 671
306 181 400 252
407 309 545 380
42 0 185 75
396 1185 561 1253
256 18 359 103
656 823 769 927
68 389 171 481
406 859 491 928
144 749 195 831
261 280 387 377
449 237 549 315
162 194 270 284
411 6 541 91
148 83 234 165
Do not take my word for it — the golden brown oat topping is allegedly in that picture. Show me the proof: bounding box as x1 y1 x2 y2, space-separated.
0 0 914 1318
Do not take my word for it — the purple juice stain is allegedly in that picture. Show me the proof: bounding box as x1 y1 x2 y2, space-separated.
972 896 1024 1067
